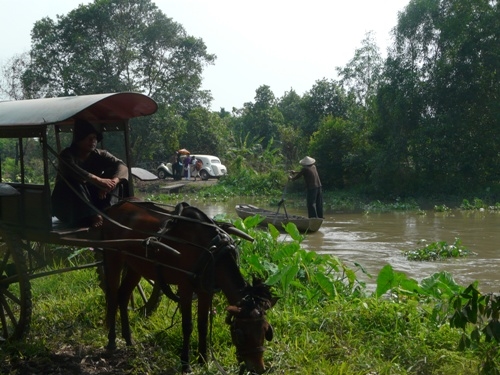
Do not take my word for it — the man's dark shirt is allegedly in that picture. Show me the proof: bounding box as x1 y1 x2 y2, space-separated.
291 165 322 189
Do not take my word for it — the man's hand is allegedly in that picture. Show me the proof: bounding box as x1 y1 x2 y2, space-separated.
91 175 120 199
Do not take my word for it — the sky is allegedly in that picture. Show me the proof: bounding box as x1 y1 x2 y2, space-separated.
0 0 410 110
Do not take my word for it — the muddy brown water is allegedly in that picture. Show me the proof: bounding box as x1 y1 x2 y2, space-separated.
190 198 500 294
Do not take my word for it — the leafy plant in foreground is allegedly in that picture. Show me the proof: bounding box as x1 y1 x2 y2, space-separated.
233 215 366 304
449 284 500 374
375 265 463 299
374 265 500 372
375 264 465 325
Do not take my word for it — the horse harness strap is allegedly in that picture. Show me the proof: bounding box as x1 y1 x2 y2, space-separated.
136 227 237 301
107 238 193 277
190 230 237 293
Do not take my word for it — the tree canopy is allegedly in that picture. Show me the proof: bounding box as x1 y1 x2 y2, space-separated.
23 0 215 112
372 0 500 195
1 0 499 199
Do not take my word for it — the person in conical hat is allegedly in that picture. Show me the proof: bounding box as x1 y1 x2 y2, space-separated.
299 156 316 166
289 156 323 218
51 119 129 228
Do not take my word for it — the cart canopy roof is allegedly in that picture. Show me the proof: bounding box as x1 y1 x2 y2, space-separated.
0 92 158 128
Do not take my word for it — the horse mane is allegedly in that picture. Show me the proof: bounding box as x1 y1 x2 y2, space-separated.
154 202 210 234
238 278 276 311
177 203 213 223
111 198 177 216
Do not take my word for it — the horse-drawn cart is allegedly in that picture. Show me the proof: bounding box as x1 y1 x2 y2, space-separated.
0 92 159 341
0 93 276 373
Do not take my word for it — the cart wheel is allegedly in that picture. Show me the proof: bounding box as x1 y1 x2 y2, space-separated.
0 230 32 342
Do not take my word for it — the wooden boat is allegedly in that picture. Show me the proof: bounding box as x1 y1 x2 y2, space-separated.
235 204 323 233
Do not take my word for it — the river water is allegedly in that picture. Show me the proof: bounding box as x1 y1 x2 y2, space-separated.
190 198 500 294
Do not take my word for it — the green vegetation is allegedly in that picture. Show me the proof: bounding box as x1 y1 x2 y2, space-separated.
2 217 499 374
434 204 452 212
363 198 421 213
139 170 500 219
2 0 500 203
1 0 500 371
460 198 488 211
403 238 475 261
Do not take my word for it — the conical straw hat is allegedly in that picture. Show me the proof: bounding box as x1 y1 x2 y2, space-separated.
299 156 315 166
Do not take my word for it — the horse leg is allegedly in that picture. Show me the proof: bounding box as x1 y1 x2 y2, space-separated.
179 284 194 373
196 292 212 364
118 268 142 346
104 251 123 350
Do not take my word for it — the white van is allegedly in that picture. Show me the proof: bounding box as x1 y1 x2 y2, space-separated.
192 155 227 180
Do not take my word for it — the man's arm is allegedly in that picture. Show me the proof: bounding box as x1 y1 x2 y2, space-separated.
289 168 304 181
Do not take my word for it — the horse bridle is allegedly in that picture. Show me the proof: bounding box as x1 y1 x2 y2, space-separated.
229 315 267 357
190 230 239 291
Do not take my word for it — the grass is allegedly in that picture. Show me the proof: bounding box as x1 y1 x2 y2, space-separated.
0 272 482 375
2 221 499 374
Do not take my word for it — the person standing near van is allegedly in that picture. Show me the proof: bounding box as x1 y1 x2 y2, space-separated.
183 154 192 180
289 156 323 218
190 155 199 181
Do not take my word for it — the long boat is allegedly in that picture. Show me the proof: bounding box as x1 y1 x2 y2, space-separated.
235 204 323 233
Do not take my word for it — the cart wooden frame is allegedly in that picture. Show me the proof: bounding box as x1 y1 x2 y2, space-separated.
0 92 160 341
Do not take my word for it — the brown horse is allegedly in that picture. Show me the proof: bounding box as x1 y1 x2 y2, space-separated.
100 200 276 373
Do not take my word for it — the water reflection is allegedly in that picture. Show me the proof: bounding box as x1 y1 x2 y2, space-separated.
195 199 500 293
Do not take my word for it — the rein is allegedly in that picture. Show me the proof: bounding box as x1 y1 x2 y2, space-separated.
145 227 237 297
102 198 236 252
190 231 238 291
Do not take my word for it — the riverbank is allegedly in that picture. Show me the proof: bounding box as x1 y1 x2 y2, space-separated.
135 176 499 215
133 176 218 195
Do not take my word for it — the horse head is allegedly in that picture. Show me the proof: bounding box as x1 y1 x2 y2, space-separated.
225 278 278 374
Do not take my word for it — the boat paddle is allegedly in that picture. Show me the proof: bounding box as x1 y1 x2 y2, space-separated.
273 183 290 224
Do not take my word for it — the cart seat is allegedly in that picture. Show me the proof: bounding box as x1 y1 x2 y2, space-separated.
51 216 93 236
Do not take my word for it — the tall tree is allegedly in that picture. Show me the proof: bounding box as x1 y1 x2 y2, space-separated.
276 90 308 166
372 0 500 195
301 79 348 139
337 31 383 107
23 0 215 111
14 0 217 165
309 115 372 189
234 85 284 148
0 53 30 100
179 107 231 156
278 89 307 130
